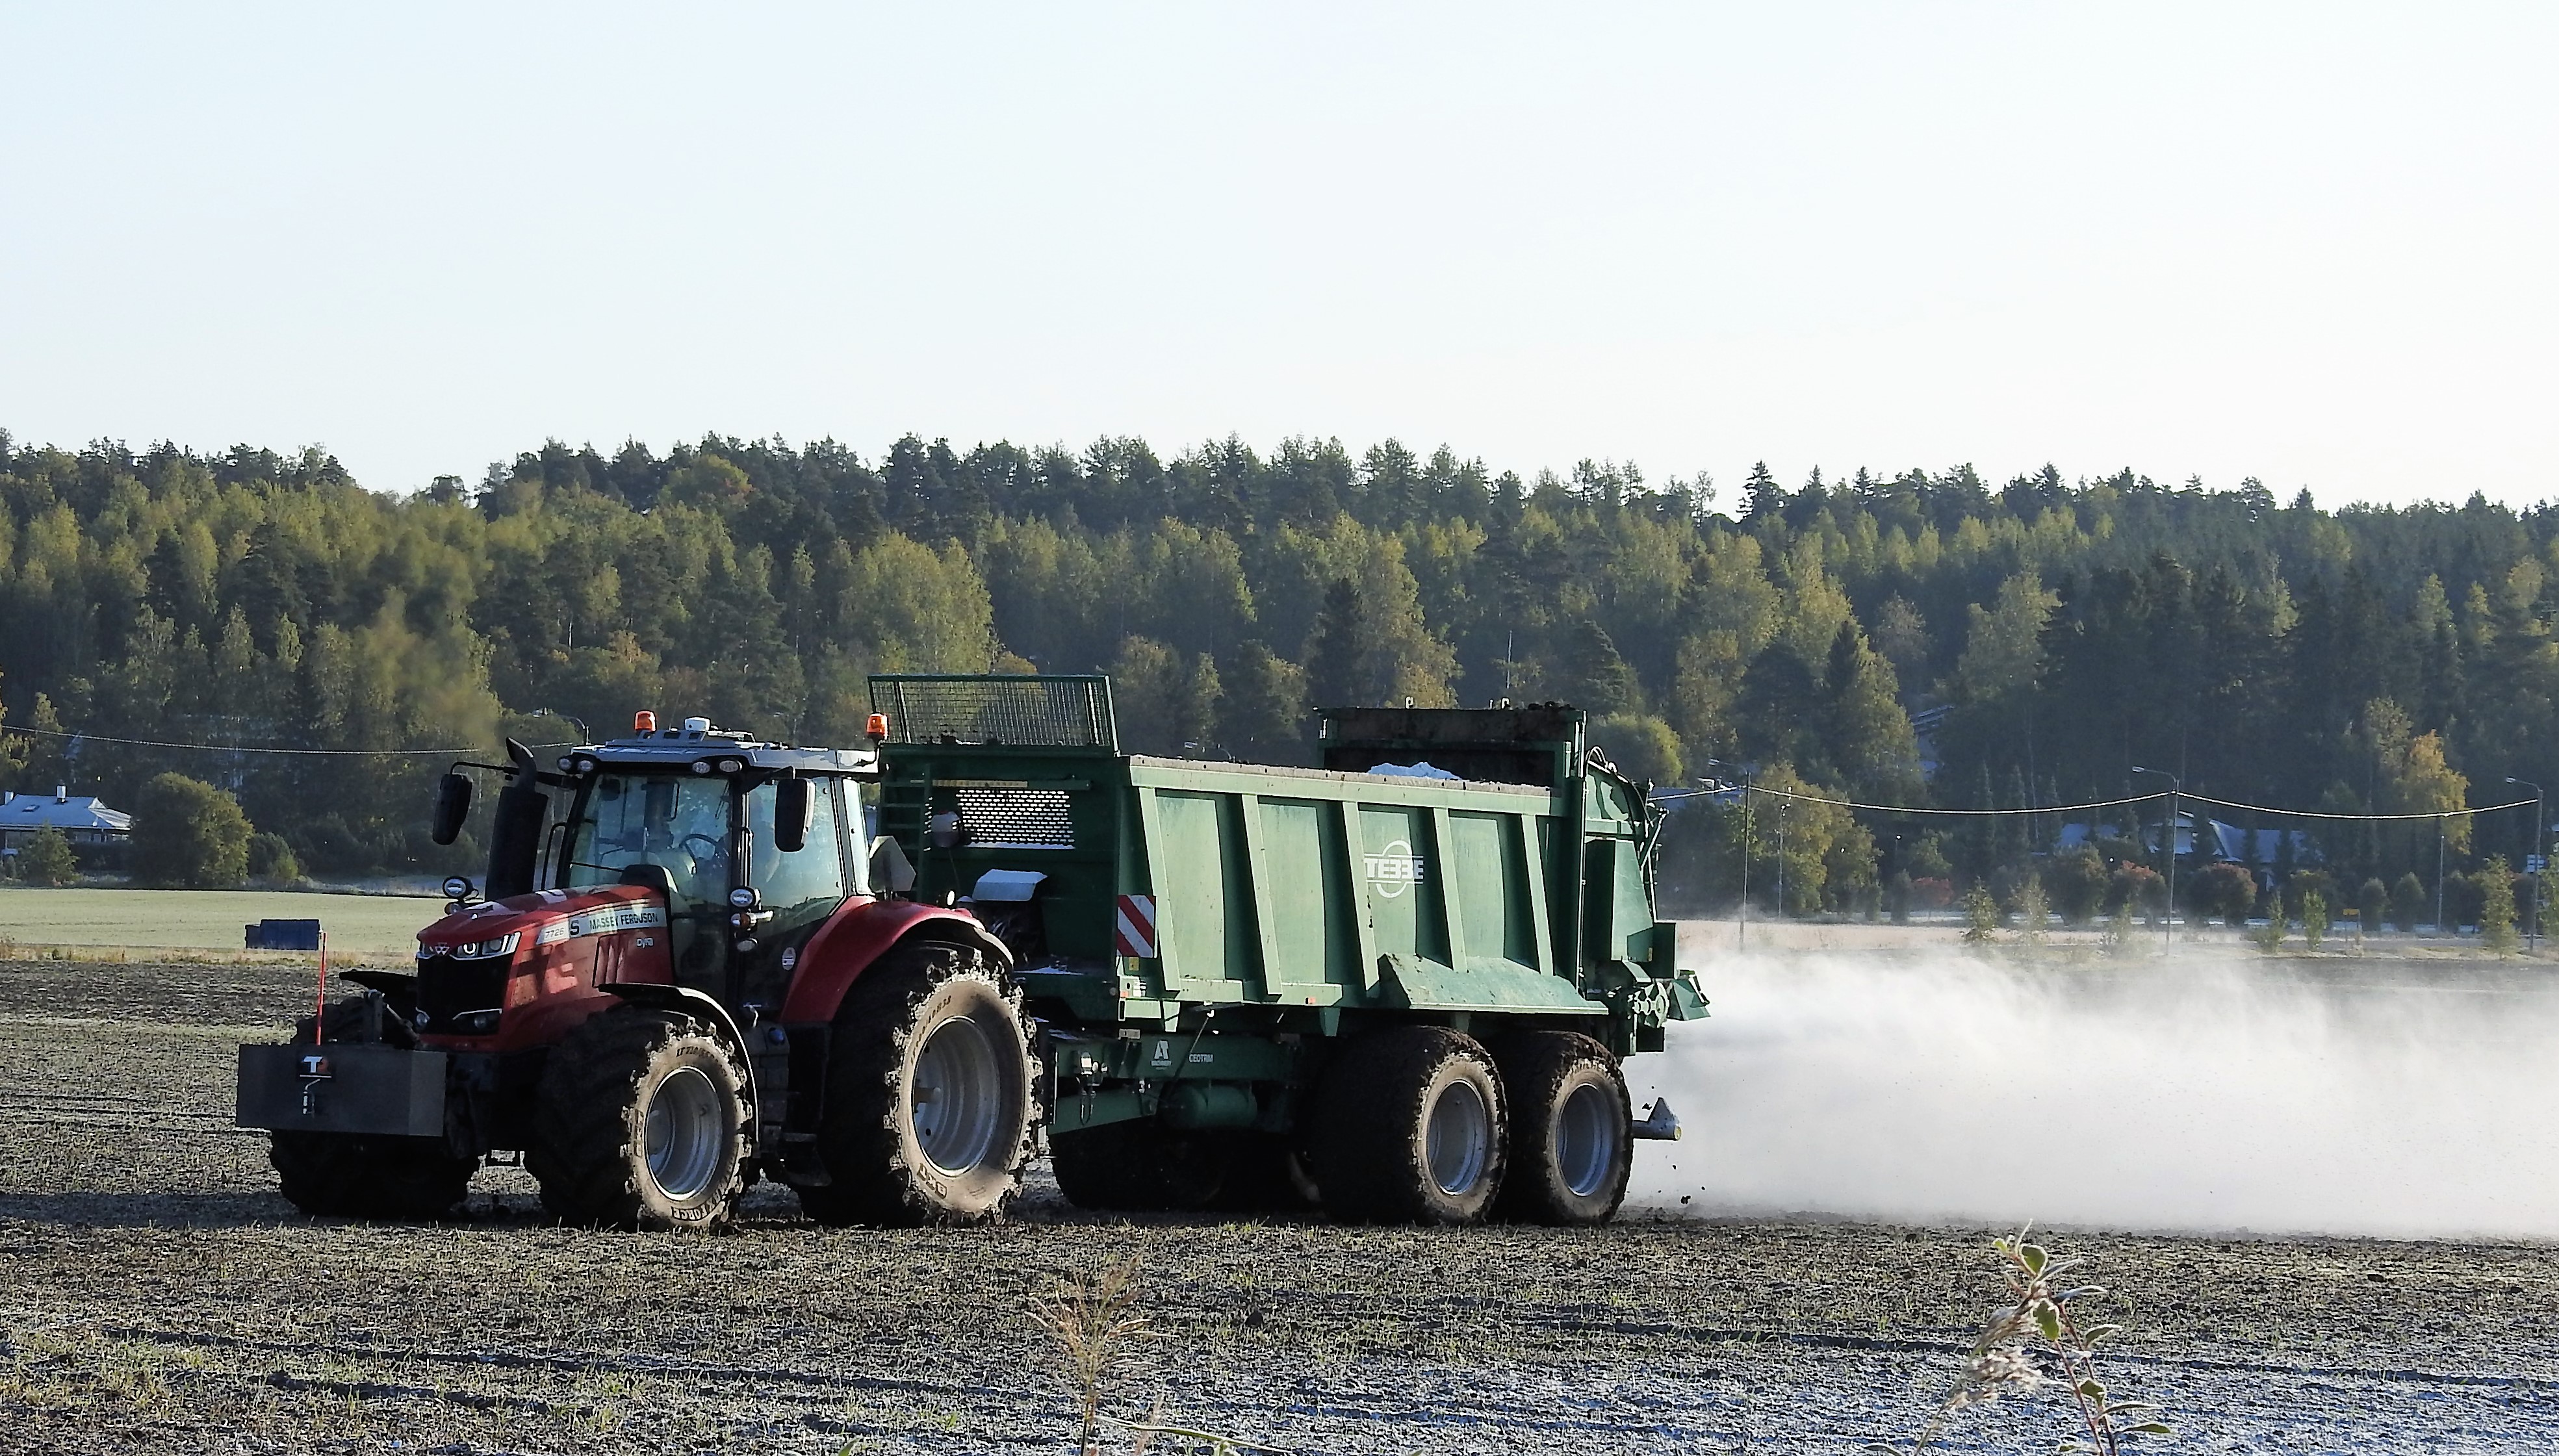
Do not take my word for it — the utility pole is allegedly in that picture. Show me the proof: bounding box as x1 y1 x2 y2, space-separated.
2508 778 2543 951
2436 817 2446 934
1777 798 1788 921
2132 767 2181 954
1706 760 1749 953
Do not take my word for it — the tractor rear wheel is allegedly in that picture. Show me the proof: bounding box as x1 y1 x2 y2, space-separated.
1309 1026 1507 1224
527 1005 749 1231
1491 1031 1631 1225
799 941 1036 1227
270 995 476 1220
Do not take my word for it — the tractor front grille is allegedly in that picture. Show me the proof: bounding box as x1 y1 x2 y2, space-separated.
416 952 509 1036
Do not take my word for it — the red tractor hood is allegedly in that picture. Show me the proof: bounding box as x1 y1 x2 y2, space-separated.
417 884 668 956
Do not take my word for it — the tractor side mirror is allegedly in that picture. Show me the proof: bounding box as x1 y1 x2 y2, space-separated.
774 775 812 854
430 772 473 845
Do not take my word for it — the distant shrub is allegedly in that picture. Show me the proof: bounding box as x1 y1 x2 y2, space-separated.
2389 871 2427 932
247 832 301 885
16 826 79 887
2012 876 2049 944
2108 863 2167 924
1910 876 1954 911
2443 871 2486 930
2357 877 2388 934
2046 846 2108 926
130 773 252 889
1962 884 2000 943
2193 862 2256 927
2480 856 2519 952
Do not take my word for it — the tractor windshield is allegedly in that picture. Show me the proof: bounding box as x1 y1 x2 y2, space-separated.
563 773 735 914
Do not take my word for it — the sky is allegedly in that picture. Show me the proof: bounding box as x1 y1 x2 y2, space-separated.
3 3 2553 508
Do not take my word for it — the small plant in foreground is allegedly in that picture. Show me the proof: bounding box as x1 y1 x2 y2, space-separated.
1962 884 2000 944
2100 904 2138 958
2249 915 2285 954
1033 1257 1284 1456
2012 876 2049 946
1874 1227 2169 1455
2300 889 2330 951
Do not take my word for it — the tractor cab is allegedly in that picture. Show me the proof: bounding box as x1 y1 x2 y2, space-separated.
430 712 880 1021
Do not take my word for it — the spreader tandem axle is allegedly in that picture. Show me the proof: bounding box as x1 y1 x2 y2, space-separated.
237 675 1703 1228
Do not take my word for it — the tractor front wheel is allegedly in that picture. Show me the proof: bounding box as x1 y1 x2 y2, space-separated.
799 942 1036 1227
527 1005 749 1231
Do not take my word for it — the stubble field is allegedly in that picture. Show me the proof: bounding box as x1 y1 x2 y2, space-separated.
0 952 2552 1454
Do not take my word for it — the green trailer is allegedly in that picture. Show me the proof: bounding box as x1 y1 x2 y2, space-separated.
869 674 1704 1225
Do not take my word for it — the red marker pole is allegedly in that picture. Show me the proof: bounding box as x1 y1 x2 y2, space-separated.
311 930 329 1042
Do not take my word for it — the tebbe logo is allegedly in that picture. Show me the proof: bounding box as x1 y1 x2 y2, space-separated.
1364 839 1427 898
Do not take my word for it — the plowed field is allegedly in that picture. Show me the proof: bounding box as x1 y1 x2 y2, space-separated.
0 955 2550 1454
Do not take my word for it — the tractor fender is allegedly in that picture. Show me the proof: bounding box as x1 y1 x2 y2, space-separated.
778 897 1012 1025
600 982 760 1114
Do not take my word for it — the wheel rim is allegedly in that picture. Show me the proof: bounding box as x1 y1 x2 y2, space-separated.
911 1015 1006 1175
1424 1078 1491 1196
1554 1081 1621 1198
643 1065 724 1201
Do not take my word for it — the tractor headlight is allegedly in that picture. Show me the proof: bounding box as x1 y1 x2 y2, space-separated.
448 933 521 960
717 757 745 774
728 886 760 910
442 875 474 901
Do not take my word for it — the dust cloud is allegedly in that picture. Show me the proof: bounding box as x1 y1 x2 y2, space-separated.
1623 947 2559 1239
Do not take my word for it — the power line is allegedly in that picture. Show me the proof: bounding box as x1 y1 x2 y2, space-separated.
1675 785 2159 817
2179 791 2532 823
2 724 468 758
1657 782 2535 822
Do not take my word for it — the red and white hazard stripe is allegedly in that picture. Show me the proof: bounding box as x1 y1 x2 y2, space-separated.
1113 894 1157 958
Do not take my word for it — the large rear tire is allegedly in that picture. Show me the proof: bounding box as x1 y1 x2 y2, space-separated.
1310 1026 1507 1225
1491 1031 1631 1225
799 942 1036 1227
269 995 476 1220
526 1005 750 1231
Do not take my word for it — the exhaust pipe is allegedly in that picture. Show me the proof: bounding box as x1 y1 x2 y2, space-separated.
1630 1097 1682 1141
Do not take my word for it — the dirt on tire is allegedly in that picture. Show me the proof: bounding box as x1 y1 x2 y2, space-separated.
1311 1025 1508 1224
797 941 1036 1227
526 1004 751 1230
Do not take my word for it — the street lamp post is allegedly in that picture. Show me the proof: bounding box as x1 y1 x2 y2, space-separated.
2131 766 2181 953
2507 776 2543 951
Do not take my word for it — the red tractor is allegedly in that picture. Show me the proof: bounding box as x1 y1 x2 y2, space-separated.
235 712 1038 1229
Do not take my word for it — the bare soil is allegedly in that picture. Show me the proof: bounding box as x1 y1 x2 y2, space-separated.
0 956 2551 1454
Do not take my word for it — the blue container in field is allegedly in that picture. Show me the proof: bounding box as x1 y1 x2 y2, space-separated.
244 919 322 951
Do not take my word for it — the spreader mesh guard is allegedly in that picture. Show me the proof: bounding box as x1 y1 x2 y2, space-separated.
869 674 1119 752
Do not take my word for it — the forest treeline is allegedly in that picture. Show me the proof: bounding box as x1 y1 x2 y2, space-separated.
1 427 2554 908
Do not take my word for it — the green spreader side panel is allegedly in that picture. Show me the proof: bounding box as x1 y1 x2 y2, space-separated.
868 676 1678 1027
1254 798 1361 997
1116 759 1589 1014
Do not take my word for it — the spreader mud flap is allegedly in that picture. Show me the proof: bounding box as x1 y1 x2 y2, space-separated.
236 1043 447 1138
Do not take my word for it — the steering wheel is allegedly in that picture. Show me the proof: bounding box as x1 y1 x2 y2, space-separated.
677 832 727 865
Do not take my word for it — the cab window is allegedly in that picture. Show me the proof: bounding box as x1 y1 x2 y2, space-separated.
565 773 734 914
745 777 849 934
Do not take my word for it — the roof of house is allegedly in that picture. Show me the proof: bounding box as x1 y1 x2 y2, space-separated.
0 792 132 834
